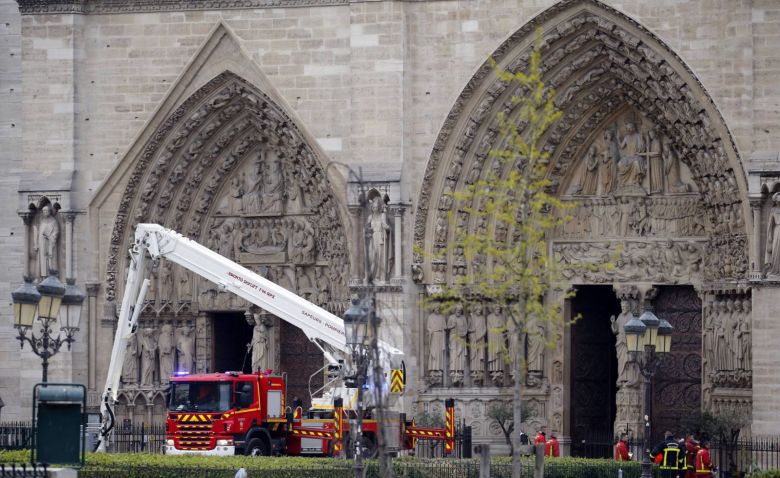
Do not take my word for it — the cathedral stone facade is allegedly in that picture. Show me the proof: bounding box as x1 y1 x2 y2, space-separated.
1 0 779 453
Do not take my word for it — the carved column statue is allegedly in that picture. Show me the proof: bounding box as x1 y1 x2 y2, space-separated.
486 304 505 386
140 327 157 386
121 334 139 385
447 304 467 386
469 303 487 386
426 303 447 386
176 323 195 374
248 311 271 372
158 323 175 384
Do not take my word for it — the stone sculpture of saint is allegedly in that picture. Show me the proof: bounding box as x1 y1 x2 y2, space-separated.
447 304 468 379
469 304 487 381
159 323 175 384
122 334 139 385
176 324 195 374
249 314 269 372
737 300 751 370
662 136 690 193
647 127 664 194
160 260 174 303
426 304 447 374
486 305 505 373
262 150 285 214
616 122 647 194
575 145 599 195
765 193 780 277
714 300 729 370
229 174 244 214
527 321 545 373
600 129 619 194
140 327 157 386
366 197 391 283
34 204 60 278
611 299 639 389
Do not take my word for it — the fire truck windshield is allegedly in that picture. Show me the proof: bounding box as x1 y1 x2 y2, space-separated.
168 382 232 412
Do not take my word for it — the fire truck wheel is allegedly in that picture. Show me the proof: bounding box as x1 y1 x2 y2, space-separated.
348 434 377 459
245 437 271 456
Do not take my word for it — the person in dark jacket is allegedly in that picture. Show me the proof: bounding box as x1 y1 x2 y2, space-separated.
652 431 683 478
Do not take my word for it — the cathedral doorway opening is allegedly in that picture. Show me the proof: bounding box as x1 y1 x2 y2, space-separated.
650 286 701 443
279 321 322 410
212 312 253 374
570 285 621 457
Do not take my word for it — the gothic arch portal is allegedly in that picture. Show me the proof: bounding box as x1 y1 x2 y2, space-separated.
89 22 352 418
412 0 751 448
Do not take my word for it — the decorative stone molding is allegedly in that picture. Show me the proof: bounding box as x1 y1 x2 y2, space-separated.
15 0 443 14
412 0 748 286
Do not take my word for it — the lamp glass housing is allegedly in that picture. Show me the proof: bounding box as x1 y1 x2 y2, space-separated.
624 314 646 353
639 310 660 349
657 318 674 354
343 299 369 349
36 272 66 321
61 279 85 331
11 278 40 328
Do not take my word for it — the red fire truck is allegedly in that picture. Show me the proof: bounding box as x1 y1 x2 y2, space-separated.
164 370 455 456
96 224 454 456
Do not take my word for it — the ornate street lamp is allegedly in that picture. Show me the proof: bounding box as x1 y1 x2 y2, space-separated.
343 296 370 478
11 271 84 383
624 304 673 478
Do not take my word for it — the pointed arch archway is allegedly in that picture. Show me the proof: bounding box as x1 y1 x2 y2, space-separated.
88 22 352 412
412 0 751 448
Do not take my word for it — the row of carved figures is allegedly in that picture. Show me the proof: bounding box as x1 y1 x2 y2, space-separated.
703 296 751 388
121 315 273 387
426 302 545 388
557 196 709 238
571 124 693 197
121 322 196 387
205 217 317 264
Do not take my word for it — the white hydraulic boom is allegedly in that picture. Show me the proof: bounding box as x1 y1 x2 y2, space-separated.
96 223 402 452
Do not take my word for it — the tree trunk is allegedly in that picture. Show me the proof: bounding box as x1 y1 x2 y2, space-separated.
511 322 524 478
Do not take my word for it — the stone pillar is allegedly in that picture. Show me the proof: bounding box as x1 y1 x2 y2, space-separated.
86 282 100 391
392 208 403 280
65 213 75 278
751 284 779 434
20 212 33 279
750 199 762 272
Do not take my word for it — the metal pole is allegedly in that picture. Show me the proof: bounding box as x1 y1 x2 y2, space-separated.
639 348 653 478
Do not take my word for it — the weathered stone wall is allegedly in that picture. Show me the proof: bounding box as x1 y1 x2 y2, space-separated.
0 0 777 426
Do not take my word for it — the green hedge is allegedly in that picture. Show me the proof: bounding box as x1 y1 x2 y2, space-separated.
0 452 672 478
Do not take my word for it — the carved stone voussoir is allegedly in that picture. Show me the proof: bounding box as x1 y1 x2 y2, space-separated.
554 240 706 284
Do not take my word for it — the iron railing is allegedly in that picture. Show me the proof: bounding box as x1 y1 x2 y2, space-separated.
110 423 166 454
710 437 780 476
0 423 33 451
0 463 47 478
412 425 472 459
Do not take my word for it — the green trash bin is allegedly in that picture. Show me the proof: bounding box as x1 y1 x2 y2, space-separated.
32 383 86 467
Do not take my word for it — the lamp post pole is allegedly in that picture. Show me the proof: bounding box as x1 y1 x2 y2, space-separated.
623 305 673 478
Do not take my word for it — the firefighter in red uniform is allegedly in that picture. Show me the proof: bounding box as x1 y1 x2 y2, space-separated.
684 433 701 478
615 433 632 462
545 434 560 458
695 438 714 477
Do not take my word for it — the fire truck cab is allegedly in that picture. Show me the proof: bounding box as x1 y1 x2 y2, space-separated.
165 371 287 456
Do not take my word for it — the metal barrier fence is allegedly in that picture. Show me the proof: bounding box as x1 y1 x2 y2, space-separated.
0 423 33 451
0 463 47 478
110 423 166 453
711 437 780 476
413 425 472 459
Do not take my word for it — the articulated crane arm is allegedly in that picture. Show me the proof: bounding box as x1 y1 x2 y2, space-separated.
96 223 402 452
